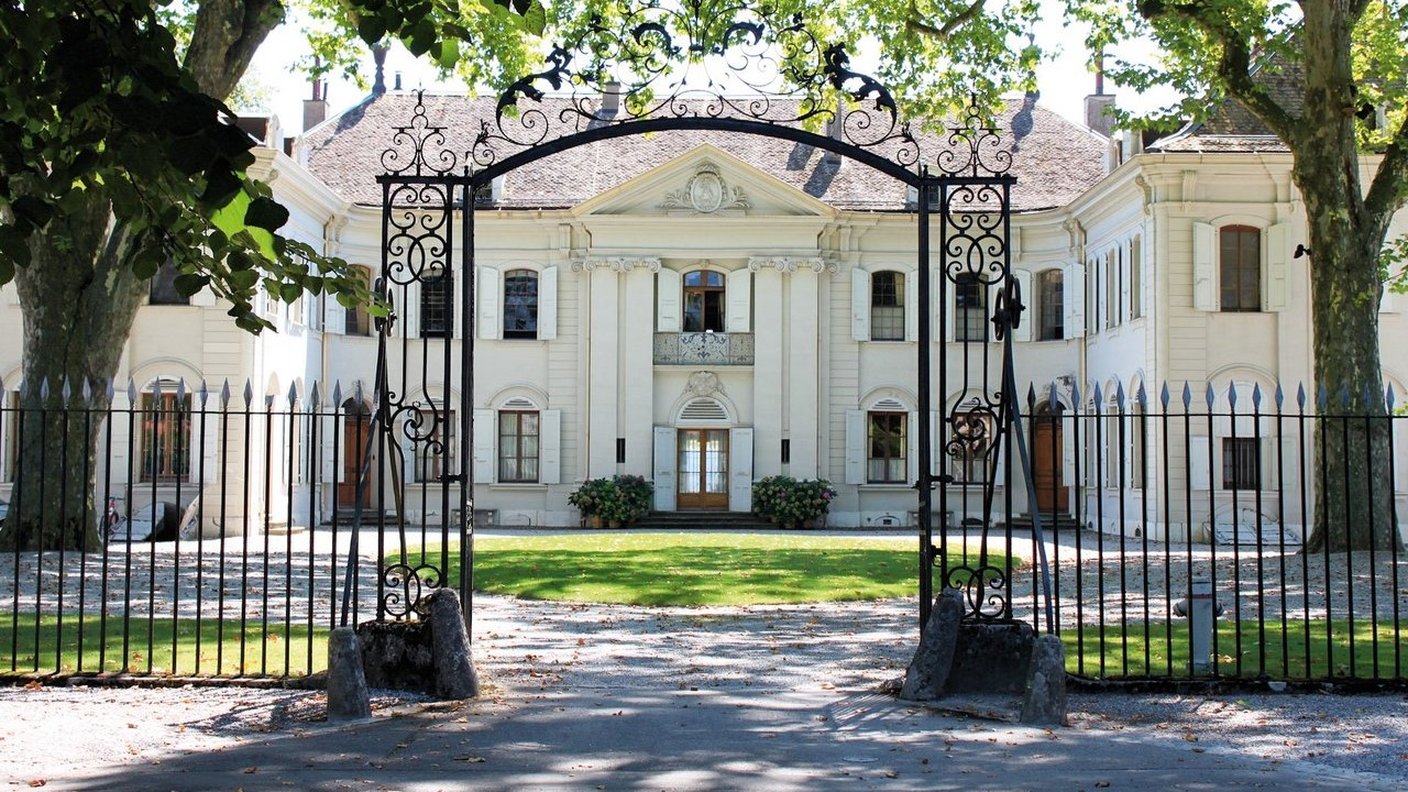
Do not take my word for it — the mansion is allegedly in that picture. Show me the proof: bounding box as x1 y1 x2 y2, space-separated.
2 84 1407 540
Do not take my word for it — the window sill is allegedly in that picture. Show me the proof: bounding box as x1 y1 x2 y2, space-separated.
487 482 548 491
858 483 913 491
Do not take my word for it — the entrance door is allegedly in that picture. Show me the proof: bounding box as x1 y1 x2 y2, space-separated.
1032 411 1068 513
677 429 729 509
338 403 374 509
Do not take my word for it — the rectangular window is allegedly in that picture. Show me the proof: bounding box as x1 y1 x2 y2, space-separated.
140 392 192 483
346 266 372 336
867 411 906 483
950 408 993 484
1129 238 1142 320
498 411 540 483
870 271 905 341
149 261 190 306
414 409 456 482
1222 437 1260 490
1039 270 1064 341
503 270 539 339
955 274 987 342
1106 252 1118 329
421 268 454 338
1130 406 1145 490
1220 226 1261 312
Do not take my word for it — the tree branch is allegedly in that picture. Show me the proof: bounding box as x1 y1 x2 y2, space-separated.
1362 111 1408 232
905 0 984 41
185 0 285 100
1138 0 1298 142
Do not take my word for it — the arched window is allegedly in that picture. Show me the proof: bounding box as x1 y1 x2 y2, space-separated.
498 399 540 482
682 270 725 332
1220 225 1260 312
870 271 905 341
1039 269 1064 341
503 269 539 339
140 383 192 483
420 264 453 338
867 401 907 483
955 273 987 341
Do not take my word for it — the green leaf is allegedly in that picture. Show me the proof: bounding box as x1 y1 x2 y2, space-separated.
522 1 546 36
279 282 303 303
11 195 54 228
0 256 13 286
229 268 259 291
200 167 243 209
173 273 209 297
357 14 385 44
406 19 436 57
244 196 289 232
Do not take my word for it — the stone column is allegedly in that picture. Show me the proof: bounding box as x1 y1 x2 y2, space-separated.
751 262 784 478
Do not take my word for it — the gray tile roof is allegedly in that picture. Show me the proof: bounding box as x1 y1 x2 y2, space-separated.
301 91 1108 213
1147 56 1300 154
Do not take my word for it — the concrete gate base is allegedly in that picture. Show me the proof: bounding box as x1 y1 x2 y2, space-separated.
899 587 1067 726
351 589 480 700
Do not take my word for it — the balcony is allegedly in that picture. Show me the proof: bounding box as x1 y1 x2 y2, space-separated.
653 332 755 366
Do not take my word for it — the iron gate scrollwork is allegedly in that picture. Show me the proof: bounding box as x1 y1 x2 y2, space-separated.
356 0 1043 639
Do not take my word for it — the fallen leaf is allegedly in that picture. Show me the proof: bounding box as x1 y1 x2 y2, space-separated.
243 767 258 774
26 780 45 788
455 756 486 763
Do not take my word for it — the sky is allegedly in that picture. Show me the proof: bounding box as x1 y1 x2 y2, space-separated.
246 5 1165 138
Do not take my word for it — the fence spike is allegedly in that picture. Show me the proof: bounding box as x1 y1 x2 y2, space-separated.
1296 382 1306 409
1093 381 1103 407
1160 381 1170 408
1274 381 1284 408
310 380 322 409
1047 383 1059 411
332 380 343 407
81 378 93 404
176 378 187 400
126 378 136 403
220 379 232 409
1251 382 1262 409
354 379 364 404
265 392 275 409
288 382 299 407
60 378 72 403
1316 383 1328 409
1205 382 1216 408
198 379 210 408
1115 381 1126 409
243 379 254 406
1070 380 1081 406
1182 381 1192 409
153 378 164 399
1227 382 1237 409
1338 383 1350 408
1136 380 1147 407
39 378 51 401
1387 385 1397 410
106 379 116 402
1363 384 1375 407
1026 383 1037 406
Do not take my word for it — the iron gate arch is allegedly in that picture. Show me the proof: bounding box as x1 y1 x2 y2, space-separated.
349 0 1050 639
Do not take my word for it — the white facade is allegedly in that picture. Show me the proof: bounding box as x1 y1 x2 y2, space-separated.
2 92 1406 538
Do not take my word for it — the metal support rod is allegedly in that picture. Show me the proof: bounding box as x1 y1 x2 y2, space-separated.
916 174 934 634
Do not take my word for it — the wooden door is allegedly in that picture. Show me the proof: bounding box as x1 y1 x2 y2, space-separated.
677 429 729 509
338 405 373 509
1033 414 1068 513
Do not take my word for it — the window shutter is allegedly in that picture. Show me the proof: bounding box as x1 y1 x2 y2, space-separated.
907 411 918 484
325 296 346 335
726 268 751 332
1259 437 1276 492
653 427 677 511
904 269 918 342
1189 435 1211 490
472 408 495 483
1013 269 1033 342
657 268 681 332
1063 263 1085 339
539 266 558 339
1266 222 1289 311
1193 222 1216 311
540 409 561 484
729 427 754 512
403 282 420 338
851 268 870 341
929 410 940 476
1062 416 1076 487
201 410 222 487
844 409 865 484
477 267 501 340
943 276 956 343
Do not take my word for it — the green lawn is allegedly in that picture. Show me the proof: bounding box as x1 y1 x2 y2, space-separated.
406 532 1011 606
1 614 328 678
1062 618 1406 680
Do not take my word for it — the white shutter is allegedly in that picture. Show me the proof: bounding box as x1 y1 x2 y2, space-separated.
325 296 346 335
539 409 561 484
844 409 865 484
729 427 754 512
1013 269 1033 342
201 410 222 486
472 408 495 483
1394 417 1407 493
1118 248 1131 323
904 269 918 342
907 411 918 484
403 282 420 338
1266 222 1289 311
1064 263 1084 339
726 268 751 332
653 426 677 511
929 410 940 476
943 275 955 342
477 267 501 340
1193 221 1216 311
538 266 558 339
1062 417 1076 487
851 268 870 341
1279 436 1300 495
1189 435 1211 490
1259 437 1276 492
657 268 681 332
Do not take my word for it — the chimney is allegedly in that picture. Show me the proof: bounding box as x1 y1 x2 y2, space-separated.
822 104 844 166
372 44 388 95
1084 51 1116 137
302 73 328 132
601 80 622 116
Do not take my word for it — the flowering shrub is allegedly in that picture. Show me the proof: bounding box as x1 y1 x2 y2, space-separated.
751 476 837 526
569 475 654 525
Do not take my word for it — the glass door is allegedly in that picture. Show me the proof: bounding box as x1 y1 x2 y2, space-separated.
677 429 729 509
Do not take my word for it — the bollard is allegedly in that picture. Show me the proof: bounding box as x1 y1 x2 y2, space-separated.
1188 577 1215 674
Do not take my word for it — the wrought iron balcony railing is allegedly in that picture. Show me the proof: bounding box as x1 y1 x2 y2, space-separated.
653 332 755 365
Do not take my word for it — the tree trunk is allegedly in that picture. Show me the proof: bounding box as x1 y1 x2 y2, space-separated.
1295 3 1402 553
0 1 285 551
1 200 144 551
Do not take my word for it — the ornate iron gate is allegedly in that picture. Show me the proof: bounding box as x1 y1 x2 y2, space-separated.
351 0 1042 638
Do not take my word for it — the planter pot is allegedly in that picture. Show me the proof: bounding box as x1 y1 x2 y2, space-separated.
586 514 604 529
608 519 623 529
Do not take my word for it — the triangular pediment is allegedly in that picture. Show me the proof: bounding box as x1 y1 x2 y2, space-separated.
571 144 836 218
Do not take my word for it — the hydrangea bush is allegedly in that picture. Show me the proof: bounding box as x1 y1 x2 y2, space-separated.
569 474 653 525
751 475 836 526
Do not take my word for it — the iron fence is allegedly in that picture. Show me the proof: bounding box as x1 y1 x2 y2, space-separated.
0 376 1404 684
